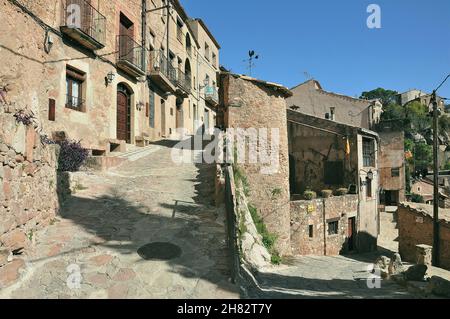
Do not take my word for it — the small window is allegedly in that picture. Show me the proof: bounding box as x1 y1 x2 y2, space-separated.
212 52 217 68
308 225 314 238
330 107 335 121
65 66 86 112
176 19 183 44
328 220 339 236
363 138 375 167
170 108 174 116
366 178 372 198
391 168 400 177
204 42 210 61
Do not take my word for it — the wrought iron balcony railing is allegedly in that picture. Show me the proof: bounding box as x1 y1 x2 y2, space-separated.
205 86 219 105
116 35 145 73
66 94 85 111
149 51 177 84
61 0 106 48
176 69 192 94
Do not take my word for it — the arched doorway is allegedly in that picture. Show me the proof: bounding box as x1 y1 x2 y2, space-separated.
117 83 132 143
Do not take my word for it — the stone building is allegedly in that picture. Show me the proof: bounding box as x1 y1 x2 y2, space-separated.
378 129 406 207
0 0 219 155
288 110 380 253
286 79 383 130
396 89 445 111
219 72 293 256
398 203 450 270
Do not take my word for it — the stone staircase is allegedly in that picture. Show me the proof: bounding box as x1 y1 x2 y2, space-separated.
110 144 162 162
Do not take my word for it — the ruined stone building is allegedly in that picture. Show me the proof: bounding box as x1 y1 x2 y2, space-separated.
288 110 380 254
0 0 220 154
286 79 383 130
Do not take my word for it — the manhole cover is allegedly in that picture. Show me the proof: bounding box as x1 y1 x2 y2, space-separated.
137 242 182 260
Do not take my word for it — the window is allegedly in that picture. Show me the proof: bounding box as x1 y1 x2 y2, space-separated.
366 178 372 198
205 74 210 87
176 19 183 44
308 225 314 238
212 52 217 68
204 42 210 61
170 108 174 116
65 66 86 112
149 88 155 128
148 29 155 51
363 138 375 167
330 107 335 121
328 220 339 236
391 168 400 177
324 161 344 185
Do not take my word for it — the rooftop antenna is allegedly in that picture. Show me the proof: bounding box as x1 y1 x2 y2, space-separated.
304 71 313 81
243 50 259 76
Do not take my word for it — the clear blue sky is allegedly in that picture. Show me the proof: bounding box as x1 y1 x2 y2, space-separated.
182 0 450 100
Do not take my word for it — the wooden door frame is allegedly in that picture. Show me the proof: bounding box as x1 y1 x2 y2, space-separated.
117 84 132 143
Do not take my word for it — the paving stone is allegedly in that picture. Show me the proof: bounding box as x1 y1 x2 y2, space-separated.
0 258 25 288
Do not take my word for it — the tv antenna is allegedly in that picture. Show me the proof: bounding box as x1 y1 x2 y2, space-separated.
243 50 259 76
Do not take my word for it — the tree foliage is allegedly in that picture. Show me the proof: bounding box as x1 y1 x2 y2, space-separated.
360 88 398 106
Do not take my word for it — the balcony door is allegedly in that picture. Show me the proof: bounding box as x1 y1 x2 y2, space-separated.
119 13 134 63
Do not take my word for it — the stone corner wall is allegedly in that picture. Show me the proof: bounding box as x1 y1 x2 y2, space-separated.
0 107 59 269
224 74 291 256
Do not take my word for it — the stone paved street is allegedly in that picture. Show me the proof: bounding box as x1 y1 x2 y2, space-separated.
248 254 420 299
0 141 239 299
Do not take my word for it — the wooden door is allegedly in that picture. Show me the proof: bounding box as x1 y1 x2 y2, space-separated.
348 217 356 251
119 14 134 62
81 0 92 36
117 91 129 142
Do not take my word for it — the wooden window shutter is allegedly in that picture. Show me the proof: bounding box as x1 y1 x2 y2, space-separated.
48 98 56 121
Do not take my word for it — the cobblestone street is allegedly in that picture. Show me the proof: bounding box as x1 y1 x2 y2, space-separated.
0 142 238 299
248 254 419 299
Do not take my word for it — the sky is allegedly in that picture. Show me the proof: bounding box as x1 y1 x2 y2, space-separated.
182 0 450 100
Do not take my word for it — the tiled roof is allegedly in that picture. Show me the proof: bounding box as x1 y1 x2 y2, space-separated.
230 73 293 97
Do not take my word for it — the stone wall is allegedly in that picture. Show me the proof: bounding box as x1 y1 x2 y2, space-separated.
378 130 406 204
0 105 58 276
290 195 358 256
222 74 291 256
398 203 450 270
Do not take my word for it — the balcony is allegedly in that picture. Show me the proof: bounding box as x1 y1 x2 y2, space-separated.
116 35 146 78
66 94 85 112
148 51 177 93
205 86 219 106
175 70 191 97
60 0 106 51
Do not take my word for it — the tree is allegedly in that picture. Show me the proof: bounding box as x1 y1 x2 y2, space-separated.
360 88 399 107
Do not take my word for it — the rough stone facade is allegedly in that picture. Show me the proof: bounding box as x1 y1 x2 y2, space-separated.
398 203 450 270
0 0 219 153
288 110 380 253
290 195 358 256
0 104 58 277
220 73 292 256
378 130 406 206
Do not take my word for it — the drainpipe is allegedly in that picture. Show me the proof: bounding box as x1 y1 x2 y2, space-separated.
142 0 147 72
323 198 327 256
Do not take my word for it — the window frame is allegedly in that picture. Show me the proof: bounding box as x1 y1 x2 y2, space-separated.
327 220 339 236
65 66 86 112
362 137 375 167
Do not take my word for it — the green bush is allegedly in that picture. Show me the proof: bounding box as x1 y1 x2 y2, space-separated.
411 193 425 203
321 189 333 198
334 188 348 196
303 190 317 200
248 204 279 264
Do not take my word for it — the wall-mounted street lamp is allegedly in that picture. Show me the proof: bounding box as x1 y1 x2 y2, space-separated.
199 78 210 90
105 72 115 86
136 101 144 111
